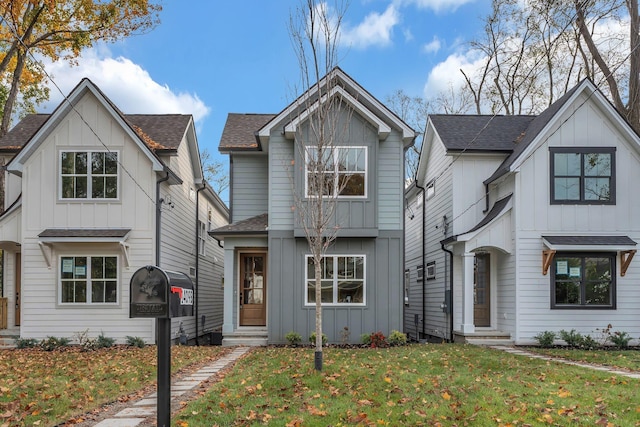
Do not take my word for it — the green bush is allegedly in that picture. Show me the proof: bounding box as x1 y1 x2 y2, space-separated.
285 331 302 346
388 330 407 346
533 331 556 348
125 336 146 348
40 336 70 351
608 330 632 349
14 337 39 349
308 331 327 345
360 333 372 346
96 332 116 348
558 329 597 349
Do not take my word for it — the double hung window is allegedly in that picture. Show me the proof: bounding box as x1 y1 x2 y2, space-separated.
60 256 118 304
550 147 615 204
305 147 367 197
551 252 615 309
61 151 118 199
306 255 365 305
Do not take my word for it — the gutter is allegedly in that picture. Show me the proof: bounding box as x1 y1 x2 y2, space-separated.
414 181 426 340
195 183 206 346
441 241 454 342
156 171 171 266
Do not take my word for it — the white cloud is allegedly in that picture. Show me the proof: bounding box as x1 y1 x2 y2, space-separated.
42 48 210 123
422 36 441 54
423 50 484 96
394 0 475 13
341 4 400 49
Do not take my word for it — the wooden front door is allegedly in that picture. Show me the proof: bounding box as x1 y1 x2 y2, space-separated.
239 253 266 326
15 253 21 326
473 253 490 327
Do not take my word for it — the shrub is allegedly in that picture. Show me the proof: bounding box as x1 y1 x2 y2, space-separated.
339 327 351 345
96 332 116 349
308 331 327 345
558 329 584 348
285 331 302 346
125 336 146 348
388 330 407 346
40 336 70 351
369 331 388 348
580 334 598 350
14 337 39 349
533 331 556 348
608 331 632 349
360 333 372 346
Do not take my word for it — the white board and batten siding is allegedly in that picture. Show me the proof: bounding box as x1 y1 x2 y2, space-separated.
19 93 157 342
512 92 640 343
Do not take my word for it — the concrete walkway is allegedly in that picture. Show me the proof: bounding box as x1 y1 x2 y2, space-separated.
490 345 640 380
92 346 250 427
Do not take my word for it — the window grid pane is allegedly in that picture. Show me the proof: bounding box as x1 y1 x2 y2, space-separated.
61 151 118 199
60 256 118 304
552 254 614 308
552 150 613 203
306 255 365 305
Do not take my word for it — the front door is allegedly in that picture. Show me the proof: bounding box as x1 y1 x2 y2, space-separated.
15 253 21 326
473 253 490 327
239 253 266 326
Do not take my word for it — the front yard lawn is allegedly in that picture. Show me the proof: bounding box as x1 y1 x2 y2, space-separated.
0 345 230 426
176 345 640 426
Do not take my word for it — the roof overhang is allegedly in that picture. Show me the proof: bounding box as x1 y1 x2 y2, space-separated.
542 235 637 252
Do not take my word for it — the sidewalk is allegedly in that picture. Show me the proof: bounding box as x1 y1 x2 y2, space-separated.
91 346 250 427
490 345 640 380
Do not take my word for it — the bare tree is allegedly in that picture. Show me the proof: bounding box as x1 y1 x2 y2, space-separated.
200 148 229 194
288 0 353 371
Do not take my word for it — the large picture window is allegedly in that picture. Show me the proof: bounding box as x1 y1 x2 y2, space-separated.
305 146 367 197
550 147 615 204
306 255 365 305
551 252 615 309
60 256 118 304
61 151 118 199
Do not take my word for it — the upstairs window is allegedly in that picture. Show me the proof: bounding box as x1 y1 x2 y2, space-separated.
198 220 206 256
60 151 118 199
550 147 615 204
305 146 367 197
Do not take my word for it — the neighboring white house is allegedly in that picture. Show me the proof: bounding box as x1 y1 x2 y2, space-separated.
406 79 640 345
0 78 228 344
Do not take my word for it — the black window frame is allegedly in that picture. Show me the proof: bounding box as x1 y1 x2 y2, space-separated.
549 147 616 205
550 251 616 310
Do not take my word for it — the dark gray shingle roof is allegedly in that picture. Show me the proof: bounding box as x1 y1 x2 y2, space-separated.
39 228 131 238
209 213 268 236
219 114 276 152
429 115 535 152
542 235 637 246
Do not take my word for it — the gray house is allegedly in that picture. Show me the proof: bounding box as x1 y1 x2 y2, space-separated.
211 68 416 345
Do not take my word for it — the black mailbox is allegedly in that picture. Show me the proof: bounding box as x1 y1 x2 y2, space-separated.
130 266 194 318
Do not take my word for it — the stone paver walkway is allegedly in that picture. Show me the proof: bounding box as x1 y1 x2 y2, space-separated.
92 346 250 427
491 345 640 379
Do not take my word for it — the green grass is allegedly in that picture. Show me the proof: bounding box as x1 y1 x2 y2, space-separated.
524 347 640 372
0 345 230 426
175 345 640 426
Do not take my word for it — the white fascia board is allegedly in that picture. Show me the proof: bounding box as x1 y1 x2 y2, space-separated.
283 85 391 140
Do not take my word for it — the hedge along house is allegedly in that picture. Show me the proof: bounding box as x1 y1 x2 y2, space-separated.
211 68 416 345
405 79 640 345
0 78 228 344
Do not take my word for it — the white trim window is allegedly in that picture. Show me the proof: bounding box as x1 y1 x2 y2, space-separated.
198 220 206 256
306 255 365 305
305 146 367 197
60 151 119 199
60 256 118 304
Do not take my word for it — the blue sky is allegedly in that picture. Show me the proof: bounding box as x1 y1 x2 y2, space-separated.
40 0 491 199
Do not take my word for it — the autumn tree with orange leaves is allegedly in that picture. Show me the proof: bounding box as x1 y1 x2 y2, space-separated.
0 0 161 136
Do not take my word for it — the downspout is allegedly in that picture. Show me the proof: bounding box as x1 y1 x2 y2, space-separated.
195 183 206 346
156 171 171 266
414 181 426 340
441 242 454 343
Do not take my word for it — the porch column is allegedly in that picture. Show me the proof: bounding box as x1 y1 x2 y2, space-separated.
222 247 235 334
461 252 475 334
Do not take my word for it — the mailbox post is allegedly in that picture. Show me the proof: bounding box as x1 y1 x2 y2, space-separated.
130 266 194 427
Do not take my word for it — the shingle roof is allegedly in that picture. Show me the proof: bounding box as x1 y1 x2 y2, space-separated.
209 213 268 236
429 115 535 152
219 113 276 152
38 228 131 238
0 113 191 153
542 235 637 247
465 194 512 235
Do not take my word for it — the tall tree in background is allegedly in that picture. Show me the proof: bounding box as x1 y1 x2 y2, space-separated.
460 0 640 132
200 148 230 195
0 0 161 136
289 0 352 371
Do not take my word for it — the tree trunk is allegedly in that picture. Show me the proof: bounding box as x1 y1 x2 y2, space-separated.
314 260 323 371
626 0 640 133
1 50 27 137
